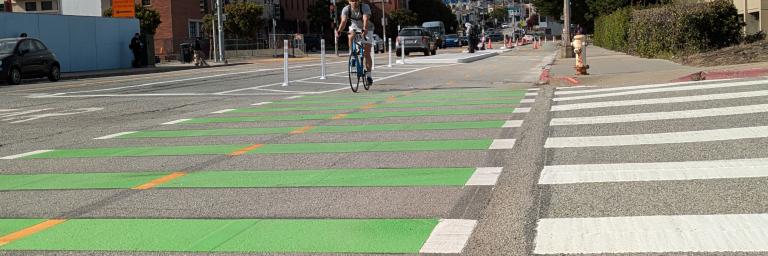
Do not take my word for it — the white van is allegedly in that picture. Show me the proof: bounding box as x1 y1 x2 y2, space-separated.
422 21 446 48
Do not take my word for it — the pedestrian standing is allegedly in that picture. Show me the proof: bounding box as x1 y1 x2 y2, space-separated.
129 33 142 68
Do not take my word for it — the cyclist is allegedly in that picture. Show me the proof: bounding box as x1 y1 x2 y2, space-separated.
336 0 374 85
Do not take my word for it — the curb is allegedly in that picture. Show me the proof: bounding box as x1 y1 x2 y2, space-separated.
537 67 551 85
671 67 768 82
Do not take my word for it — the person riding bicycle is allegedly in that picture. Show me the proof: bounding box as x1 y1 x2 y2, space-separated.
336 0 374 85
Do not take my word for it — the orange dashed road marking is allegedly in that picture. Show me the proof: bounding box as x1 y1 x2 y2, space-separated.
331 114 348 120
228 144 265 157
132 172 187 190
360 103 377 110
289 125 315 134
0 219 67 246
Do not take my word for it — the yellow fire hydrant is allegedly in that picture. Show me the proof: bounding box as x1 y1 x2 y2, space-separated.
572 35 589 75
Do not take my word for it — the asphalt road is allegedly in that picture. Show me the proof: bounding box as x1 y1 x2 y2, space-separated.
2 43 766 255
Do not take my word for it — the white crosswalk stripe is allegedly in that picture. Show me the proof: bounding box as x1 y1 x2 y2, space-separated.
535 78 768 254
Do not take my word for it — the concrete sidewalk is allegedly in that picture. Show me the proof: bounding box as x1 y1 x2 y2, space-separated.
545 45 768 86
60 61 234 80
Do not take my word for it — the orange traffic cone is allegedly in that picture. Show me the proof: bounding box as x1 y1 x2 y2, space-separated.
487 38 493 49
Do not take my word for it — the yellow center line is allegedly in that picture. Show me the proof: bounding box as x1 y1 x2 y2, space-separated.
132 172 187 190
0 219 67 246
228 144 265 157
289 125 315 134
331 114 348 120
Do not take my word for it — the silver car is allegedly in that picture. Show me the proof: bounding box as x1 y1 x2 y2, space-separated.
395 27 437 56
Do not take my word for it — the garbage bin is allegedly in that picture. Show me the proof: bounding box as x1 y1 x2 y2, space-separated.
180 43 192 63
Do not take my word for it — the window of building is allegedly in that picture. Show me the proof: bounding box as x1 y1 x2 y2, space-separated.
25 2 37 11
0 3 5 11
142 0 150 6
189 20 204 38
41 1 53 11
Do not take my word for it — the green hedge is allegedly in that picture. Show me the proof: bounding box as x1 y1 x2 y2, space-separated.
595 0 741 59
593 7 632 52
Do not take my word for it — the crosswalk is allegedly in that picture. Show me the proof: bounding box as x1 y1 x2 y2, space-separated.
534 77 768 254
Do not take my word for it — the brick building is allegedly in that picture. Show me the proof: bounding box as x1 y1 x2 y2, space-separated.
139 0 206 59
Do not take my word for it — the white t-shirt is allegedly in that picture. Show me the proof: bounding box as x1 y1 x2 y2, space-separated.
341 4 375 32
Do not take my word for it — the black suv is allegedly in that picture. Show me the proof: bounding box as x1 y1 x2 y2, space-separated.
0 37 61 85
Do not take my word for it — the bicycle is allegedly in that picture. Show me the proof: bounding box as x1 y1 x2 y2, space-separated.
347 31 371 93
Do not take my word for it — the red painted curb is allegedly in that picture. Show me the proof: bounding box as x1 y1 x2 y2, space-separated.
671 67 768 82
537 68 551 85
562 76 580 85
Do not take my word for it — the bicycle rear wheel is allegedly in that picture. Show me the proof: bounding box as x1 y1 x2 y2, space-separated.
361 47 371 91
348 49 361 93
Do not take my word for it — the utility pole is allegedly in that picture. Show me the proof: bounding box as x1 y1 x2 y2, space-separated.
216 0 227 64
562 0 573 58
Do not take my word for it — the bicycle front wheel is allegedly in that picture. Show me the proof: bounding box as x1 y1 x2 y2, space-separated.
348 51 361 93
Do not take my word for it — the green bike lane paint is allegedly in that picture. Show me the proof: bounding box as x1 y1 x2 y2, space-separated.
3 139 513 159
228 99 523 113
176 108 519 124
0 218 476 253
0 167 505 190
105 120 511 139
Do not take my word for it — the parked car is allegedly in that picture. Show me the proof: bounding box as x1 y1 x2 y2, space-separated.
395 27 437 56
444 34 461 47
371 34 385 53
0 37 61 85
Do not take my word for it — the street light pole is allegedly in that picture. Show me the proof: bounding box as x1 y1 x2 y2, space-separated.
216 0 227 64
562 0 573 58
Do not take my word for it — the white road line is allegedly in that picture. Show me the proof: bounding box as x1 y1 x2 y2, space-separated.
161 119 191 125
520 98 536 103
251 102 273 106
554 78 736 95
545 125 768 148
527 88 540 91
513 107 531 113
419 219 477 254
550 103 768 126
211 109 236 114
489 139 516 149
525 92 538 96
554 79 768 102
0 109 17 112
534 214 768 254
465 167 503 186
292 80 348 85
285 95 303 99
552 89 768 111
503 120 524 128
555 85 598 90
539 158 768 184
94 131 137 140
1 150 52 160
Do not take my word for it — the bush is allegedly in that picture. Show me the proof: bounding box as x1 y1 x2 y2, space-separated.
627 0 741 58
593 7 632 52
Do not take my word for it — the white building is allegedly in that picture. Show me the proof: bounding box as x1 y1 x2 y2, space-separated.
11 0 110 16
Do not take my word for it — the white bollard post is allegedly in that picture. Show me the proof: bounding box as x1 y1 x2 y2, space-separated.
320 39 326 80
387 38 392 67
400 38 406 64
282 40 289 86
371 44 375 71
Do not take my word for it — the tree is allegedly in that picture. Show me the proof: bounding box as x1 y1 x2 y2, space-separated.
223 2 264 39
489 8 507 25
307 0 332 35
387 9 418 38
103 4 162 35
408 0 459 33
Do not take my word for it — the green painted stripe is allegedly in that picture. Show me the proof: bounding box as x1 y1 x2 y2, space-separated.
270 96 521 106
0 172 169 190
121 127 297 138
0 219 47 238
119 121 505 138
161 168 475 188
22 139 492 159
254 139 492 154
184 108 513 124
24 145 250 159
231 99 521 113
1 219 437 253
